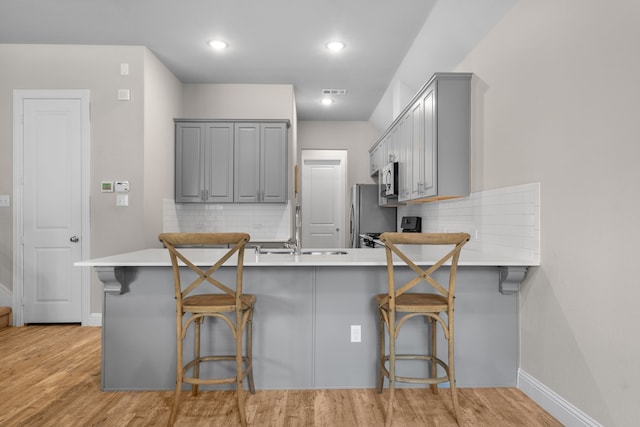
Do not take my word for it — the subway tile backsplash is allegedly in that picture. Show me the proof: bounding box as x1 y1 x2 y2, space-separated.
164 183 539 261
400 183 540 264
163 199 291 242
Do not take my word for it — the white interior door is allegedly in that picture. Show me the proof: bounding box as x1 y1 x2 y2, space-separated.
15 92 90 324
301 150 347 248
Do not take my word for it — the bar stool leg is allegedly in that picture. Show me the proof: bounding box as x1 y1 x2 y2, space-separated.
168 315 184 426
430 317 438 394
193 316 202 396
448 316 461 424
247 308 256 394
235 310 248 427
385 312 396 427
376 310 385 393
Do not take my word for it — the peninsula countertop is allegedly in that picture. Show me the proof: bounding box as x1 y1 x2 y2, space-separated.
85 245 530 391
75 246 537 268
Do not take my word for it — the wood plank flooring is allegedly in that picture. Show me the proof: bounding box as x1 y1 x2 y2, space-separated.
0 325 561 426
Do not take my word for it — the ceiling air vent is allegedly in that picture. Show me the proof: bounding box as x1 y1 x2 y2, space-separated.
322 89 347 96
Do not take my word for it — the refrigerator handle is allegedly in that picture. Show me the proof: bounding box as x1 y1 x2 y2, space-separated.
349 204 355 247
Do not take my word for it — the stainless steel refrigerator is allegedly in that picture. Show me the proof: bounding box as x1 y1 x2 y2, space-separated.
349 184 397 247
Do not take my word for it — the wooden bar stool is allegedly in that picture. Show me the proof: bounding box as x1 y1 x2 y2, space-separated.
375 232 470 426
159 232 255 427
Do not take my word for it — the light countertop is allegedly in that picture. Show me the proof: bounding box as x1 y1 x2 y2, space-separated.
75 247 536 268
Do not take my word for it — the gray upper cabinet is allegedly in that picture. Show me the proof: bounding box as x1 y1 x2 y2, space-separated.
175 121 234 203
234 122 287 203
371 73 471 204
175 120 288 203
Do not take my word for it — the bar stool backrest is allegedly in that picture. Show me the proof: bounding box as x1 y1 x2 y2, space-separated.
158 232 251 307
378 232 470 309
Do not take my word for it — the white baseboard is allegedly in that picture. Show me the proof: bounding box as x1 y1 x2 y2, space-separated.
518 369 602 427
0 282 12 308
85 312 102 327
2 281 101 327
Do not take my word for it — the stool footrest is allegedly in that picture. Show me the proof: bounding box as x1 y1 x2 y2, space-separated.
183 355 253 386
380 354 450 385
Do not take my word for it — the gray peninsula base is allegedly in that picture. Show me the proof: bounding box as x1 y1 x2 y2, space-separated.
98 265 517 391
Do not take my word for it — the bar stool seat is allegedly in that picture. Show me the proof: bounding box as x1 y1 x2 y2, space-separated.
375 293 448 312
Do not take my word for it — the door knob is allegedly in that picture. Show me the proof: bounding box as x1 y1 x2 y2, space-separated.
70 236 79 243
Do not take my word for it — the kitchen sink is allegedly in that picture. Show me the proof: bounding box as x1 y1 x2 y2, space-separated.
256 248 347 255
300 250 348 255
256 248 295 255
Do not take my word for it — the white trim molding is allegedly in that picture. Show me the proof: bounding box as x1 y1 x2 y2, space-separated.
0 282 12 308
87 313 102 327
518 369 603 427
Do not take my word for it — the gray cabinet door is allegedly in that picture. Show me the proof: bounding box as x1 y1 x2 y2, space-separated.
234 123 261 202
204 123 234 202
261 122 287 203
418 83 437 198
234 122 287 203
175 122 205 202
409 97 424 200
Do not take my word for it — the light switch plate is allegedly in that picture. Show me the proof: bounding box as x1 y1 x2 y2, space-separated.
0 195 10 207
116 194 129 207
117 89 131 101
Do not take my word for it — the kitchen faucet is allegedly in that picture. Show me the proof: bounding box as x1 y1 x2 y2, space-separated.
286 205 302 255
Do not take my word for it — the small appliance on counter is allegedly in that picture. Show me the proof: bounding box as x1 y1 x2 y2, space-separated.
360 232 384 248
401 216 422 233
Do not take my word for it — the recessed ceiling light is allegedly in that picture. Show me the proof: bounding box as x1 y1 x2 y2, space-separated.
321 98 334 105
208 40 228 50
325 41 345 51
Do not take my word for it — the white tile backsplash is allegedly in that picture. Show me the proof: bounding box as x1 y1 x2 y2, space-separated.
163 199 291 242
400 183 540 264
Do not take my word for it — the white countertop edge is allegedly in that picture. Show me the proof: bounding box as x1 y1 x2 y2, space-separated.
75 248 538 268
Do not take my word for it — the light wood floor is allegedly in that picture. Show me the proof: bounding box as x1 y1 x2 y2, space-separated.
0 325 561 426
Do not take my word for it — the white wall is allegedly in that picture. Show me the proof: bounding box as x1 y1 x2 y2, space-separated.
182 84 294 120
0 45 149 316
143 48 184 249
461 2 640 425
297 121 380 189
369 0 519 131
377 0 640 425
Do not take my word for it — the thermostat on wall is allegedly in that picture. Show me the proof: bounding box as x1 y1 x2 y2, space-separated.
101 181 114 192
115 181 130 192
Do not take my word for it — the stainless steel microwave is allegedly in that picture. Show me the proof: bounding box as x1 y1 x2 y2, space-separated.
381 161 399 197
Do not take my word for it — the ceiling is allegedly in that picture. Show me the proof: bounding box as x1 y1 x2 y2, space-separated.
0 0 490 121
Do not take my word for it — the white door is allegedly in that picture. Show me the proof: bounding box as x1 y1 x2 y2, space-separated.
15 92 90 324
301 150 347 248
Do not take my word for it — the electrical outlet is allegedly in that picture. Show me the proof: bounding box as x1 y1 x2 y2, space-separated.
350 325 361 343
